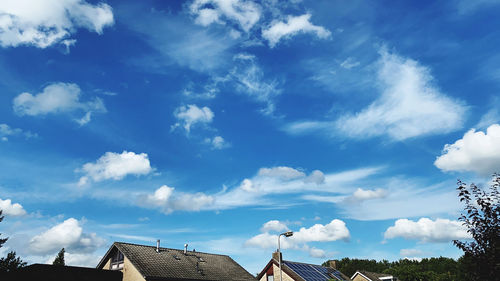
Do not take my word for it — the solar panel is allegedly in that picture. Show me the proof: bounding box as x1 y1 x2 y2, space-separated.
283 261 348 281
283 262 330 281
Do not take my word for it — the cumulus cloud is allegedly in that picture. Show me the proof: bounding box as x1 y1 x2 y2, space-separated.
138 185 215 214
172 104 214 132
262 14 331 48
258 166 305 180
0 198 27 216
434 124 500 176
205 136 230 150
345 188 387 202
12 82 106 124
260 220 289 233
189 0 261 32
78 151 152 184
336 49 466 140
0 0 114 48
0 123 37 141
245 219 350 250
29 218 105 255
384 218 470 243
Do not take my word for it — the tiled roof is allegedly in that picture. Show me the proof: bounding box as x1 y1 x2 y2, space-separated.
355 271 393 281
98 242 256 281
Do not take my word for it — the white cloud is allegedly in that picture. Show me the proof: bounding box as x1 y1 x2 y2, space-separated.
79 151 152 184
293 219 350 243
260 220 289 233
128 166 377 215
230 54 281 115
0 123 36 141
0 0 114 48
65 253 102 267
138 185 215 214
262 14 331 48
340 57 360 69
172 104 214 132
348 188 387 202
29 218 105 255
245 219 350 249
189 0 261 32
336 49 466 140
258 166 305 180
304 170 325 184
304 178 461 221
308 247 326 258
12 82 106 124
0 198 27 216
205 136 230 150
434 124 500 176
400 248 423 257
384 218 470 243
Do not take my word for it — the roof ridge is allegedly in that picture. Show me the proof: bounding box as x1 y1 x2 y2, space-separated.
114 241 232 257
283 260 332 268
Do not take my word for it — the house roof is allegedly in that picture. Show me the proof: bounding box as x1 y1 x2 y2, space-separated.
256 258 351 281
351 271 393 281
6 264 122 281
97 242 256 281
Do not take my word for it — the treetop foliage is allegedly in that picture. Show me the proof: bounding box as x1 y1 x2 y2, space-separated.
453 174 500 280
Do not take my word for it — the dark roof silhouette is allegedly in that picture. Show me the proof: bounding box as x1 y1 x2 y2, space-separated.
3 263 122 281
97 242 256 281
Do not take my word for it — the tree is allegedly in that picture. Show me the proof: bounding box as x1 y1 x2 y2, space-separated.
453 174 500 280
0 251 27 272
0 210 7 249
52 248 65 266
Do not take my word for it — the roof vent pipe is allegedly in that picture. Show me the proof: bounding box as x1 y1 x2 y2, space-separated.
156 239 160 253
184 243 188 254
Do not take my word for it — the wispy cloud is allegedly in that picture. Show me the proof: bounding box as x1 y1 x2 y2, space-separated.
262 14 331 48
285 48 467 141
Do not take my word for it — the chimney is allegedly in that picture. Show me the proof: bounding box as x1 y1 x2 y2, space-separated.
184 243 188 254
156 239 160 253
272 251 282 262
328 260 337 269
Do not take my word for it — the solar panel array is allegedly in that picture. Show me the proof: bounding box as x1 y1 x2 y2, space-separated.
283 261 348 281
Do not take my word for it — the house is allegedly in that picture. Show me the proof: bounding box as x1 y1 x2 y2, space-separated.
351 271 398 281
97 241 257 281
257 252 351 281
3 263 122 281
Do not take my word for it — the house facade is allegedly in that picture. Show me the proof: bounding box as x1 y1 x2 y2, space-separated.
257 252 351 281
97 241 257 281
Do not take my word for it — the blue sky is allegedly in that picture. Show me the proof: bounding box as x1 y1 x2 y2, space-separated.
1 0 500 275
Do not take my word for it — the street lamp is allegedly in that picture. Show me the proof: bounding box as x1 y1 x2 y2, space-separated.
278 231 293 281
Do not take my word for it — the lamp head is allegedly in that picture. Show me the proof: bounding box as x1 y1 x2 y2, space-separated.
282 231 293 237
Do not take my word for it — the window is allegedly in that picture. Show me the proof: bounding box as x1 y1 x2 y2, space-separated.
110 250 124 270
267 275 274 281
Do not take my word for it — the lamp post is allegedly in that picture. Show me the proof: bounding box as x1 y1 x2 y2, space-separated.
278 231 293 281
